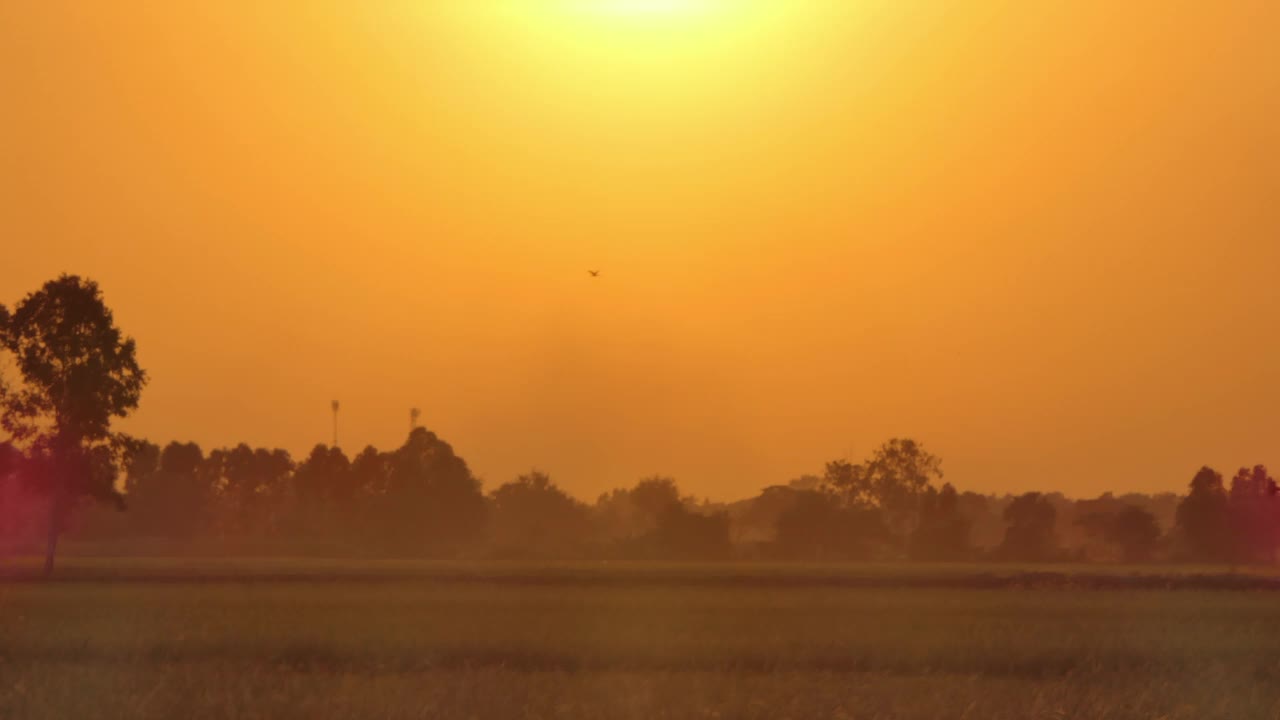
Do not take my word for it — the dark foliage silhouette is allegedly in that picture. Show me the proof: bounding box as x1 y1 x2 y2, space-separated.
772 487 887 560
3 275 1279 567
1076 499 1161 563
489 471 592 559
1174 466 1233 562
1226 465 1279 564
0 275 145 575
123 441 216 538
291 444 355 537
996 492 1059 561
376 428 487 552
1108 506 1162 563
910 483 972 561
816 439 944 552
589 476 731 560
652 503 732 560
865 439 944 544
211 444 295 537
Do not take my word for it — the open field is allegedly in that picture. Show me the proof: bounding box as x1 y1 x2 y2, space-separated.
3 561 1280 719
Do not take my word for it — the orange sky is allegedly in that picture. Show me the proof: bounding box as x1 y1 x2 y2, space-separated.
2 1 1278 500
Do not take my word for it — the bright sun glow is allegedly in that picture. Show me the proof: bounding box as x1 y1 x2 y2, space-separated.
569 0 722 18
563 0 732 22
442 1 795 103
482 0 767 66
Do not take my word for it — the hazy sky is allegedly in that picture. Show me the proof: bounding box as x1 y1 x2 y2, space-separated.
2 1 1278 500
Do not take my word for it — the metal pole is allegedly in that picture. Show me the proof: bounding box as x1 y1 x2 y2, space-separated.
331 400 340 448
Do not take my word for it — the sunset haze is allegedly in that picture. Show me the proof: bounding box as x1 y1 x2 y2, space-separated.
3 0 1278 500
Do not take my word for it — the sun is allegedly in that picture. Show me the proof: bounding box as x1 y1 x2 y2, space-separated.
588 0 721 14
454 0 782 89
568 0 722 19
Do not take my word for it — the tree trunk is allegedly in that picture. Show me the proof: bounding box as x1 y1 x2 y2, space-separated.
43 490 62 578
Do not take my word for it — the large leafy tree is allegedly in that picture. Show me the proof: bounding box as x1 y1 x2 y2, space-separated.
910 483 971 561
0 275 146 575
996 492 1059 561
488 471 592 558
291 444 356 537
821 439 943 550
1227 465 1279 564
865 438 944 542
0 440 20 537
1174 466 1232 562
591 476 697 551
208 444 294 537
1105 505 1162 563
124 441 217 539
772 487 888 561
374 428 486 552
821 460 872 508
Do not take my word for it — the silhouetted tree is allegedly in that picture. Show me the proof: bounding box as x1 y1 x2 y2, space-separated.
996 492 1059 561
1077 500 1162 562
787 474 822 491
209 444 294 537
592 476 683 545
0 276 145 575
1120 492 1180 536
291 444 355 537
591 476 731 560
1106 505 1162 562
592 487 635 543
0 440 23 540
773 487 888 560
735 481 813 545
630 476 683 518
1074 493 1122 560
349 446 388 495
374 428 486 553
773 488 840 559
1227 465 1279 564
910 483 971 560
865 439 943 545
1174 466 1232 562
123 441 217 538
488 471 591 558
956 491 1002 550
822 460 872 508
0 441 17 489
653 504 733 560
819 440 943 552
293 445 354 504
121 438 161 483
771 440 943 560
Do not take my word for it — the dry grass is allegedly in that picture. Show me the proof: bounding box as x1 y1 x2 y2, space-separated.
1 560 1279 718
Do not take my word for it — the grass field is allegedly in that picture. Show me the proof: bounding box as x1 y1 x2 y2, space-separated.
2 560 1280 719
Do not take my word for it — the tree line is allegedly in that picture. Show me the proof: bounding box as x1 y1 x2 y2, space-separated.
2 430 1276 566
2 275 1278 572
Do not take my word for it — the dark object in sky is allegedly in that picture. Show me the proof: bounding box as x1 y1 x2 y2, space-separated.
588 270 600 277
